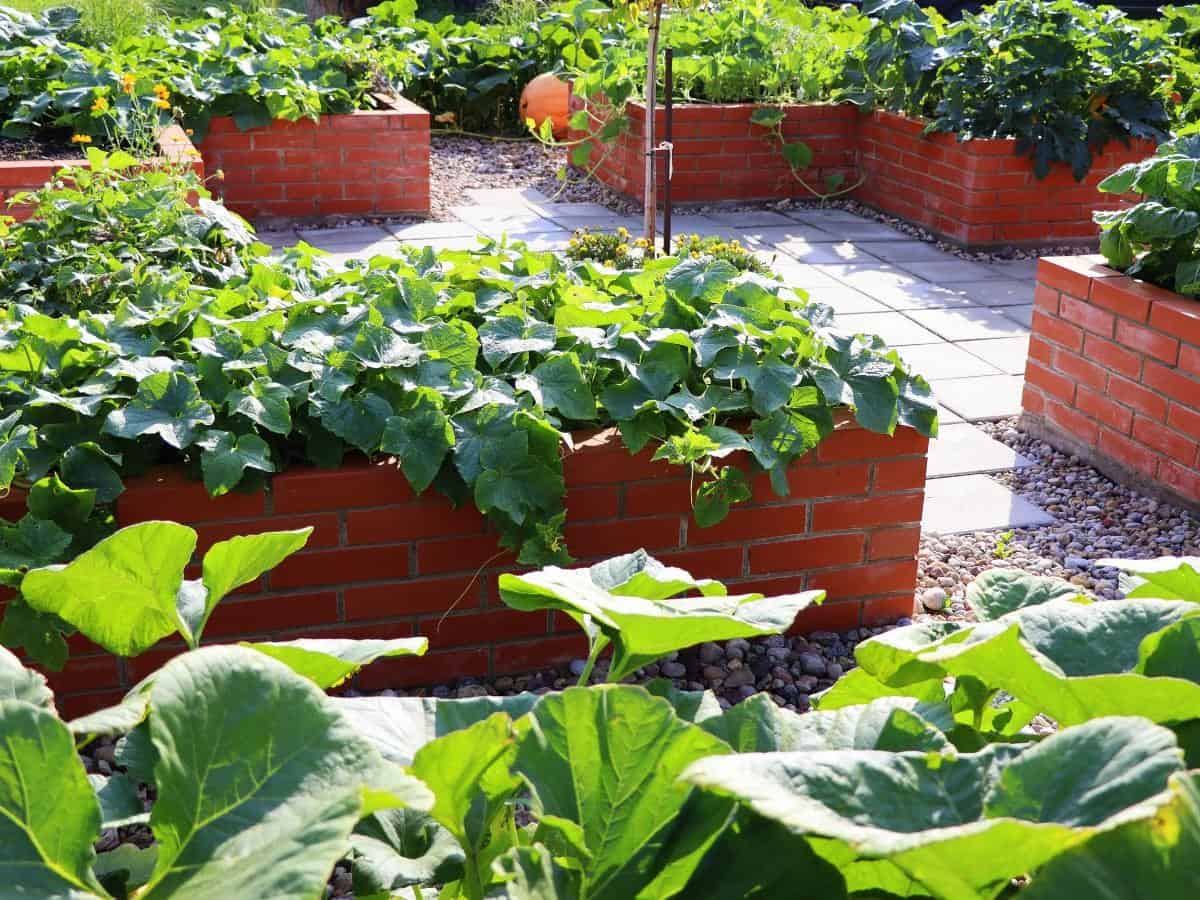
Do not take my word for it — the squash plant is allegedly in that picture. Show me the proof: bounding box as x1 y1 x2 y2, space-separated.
1095 135 1200 295
4 538 1199 898
0 157 936 584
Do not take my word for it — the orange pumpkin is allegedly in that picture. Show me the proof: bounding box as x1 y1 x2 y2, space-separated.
520 73 570 139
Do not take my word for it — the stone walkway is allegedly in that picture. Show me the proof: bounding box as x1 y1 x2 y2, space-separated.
262 188 1051 535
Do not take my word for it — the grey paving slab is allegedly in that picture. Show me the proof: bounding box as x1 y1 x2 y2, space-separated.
555 214 643 232
1002 304 1034 328
296 225 393 249
758 237 869 265
256 228 300 250
385 220 482 240
474 218 571 238
897 258 1013 283
950 279 1034 308
855 241 960 263
465 187 552 207
984 258 1040 280
869 282 978 312
922 474 1053 534
703 209 796 228
927 423 1034 479
836 312 946 346
818 220 912 241
452 209 566 235
937 404 964 424
764 258 844 290
739 223 839 245
960 336 1030 376
394 235 491 253
929 374 1026 421
787 208 879 228
501 232 572 251
529 201 613 218
802 286 893 315
897 343 1003 380
906 307 1030 342
817 263 925 295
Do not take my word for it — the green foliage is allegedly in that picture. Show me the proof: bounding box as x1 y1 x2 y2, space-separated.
3 544 1200 898
1096 136 1200 295
0 161 934 586
847 0 1174 179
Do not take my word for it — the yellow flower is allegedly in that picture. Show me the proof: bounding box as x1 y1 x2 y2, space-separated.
90 96 109 114
153 83 170 100
121 73 136 95
616 226 629 238
153 98 171 110
185 128 194 136
71 134 92 144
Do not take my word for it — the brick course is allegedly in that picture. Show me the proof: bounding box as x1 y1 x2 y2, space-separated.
12 420 927 713
0 124 204 221
574 100 1152 249
1022 256 1200 512
197 96 430 223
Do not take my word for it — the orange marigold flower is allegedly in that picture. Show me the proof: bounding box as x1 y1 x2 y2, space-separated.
121 73 136 94
153 98 170 110
153 83 170 100
71 134 92 144
90 96 109 114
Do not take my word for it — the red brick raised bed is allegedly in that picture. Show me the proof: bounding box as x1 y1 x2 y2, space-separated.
1023 256 1200 511
856 110 1154 248
0 124 203 221
13 419 927 715
574 101 1152 248
569 98 859 204
196 95 430 224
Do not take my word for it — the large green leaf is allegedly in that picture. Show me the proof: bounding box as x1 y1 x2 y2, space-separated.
244 637 428 688
966 568 1086 621
531 353 597 420
0 699 107 898
195 431 274 497
1099 556 1200 601
0 644 54 708
140 646 431 898
684 717 1185 900
102 371 214 449
351 808 465 895
499 550 822 681
513 686 733 900
21 521 197 657
381 391 455 492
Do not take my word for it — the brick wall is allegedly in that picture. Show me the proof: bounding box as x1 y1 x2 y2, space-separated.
574 101 1152 248
197 96 430 224
856 110 1153 248
7 421 927 715
570 98 859 204
1023 256 1200 511
0 124 203 221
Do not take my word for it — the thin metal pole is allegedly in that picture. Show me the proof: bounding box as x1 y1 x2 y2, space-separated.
663 47 673 254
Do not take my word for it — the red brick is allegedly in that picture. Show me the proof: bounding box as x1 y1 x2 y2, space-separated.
347 502 485 545
204 591 339 638
1053 348 1108 391
1030 310 1083 353
194 514 339 555
1110 375 1169 421
118 469 265 525
1024 358 1076 403
749 533 865 575
1149 298 1200 347
419 608 547 647
752 463 872 503
1034 284 1061 313
1036 256 1120 297
871 458 928 493
272 459 414 513
1088 278 1153 322
358 648 489 690
567 485 621 521
868 525 921 561
1143 362 1200 407
816 425 928 462
344 575 482 620
1115 321 1179 365
41 655 122 695
811 494 924 532
1045 399 1100 446
415 535 514 576
57 689 128 720
623 478 693 517
687 503 807 546
861 594 917 625
1098 428 1161 477
1133 417 1199 464
1082 334 1141 379
656 546 746 581
270 546 409 589
1182 344 1200 379
1168 403 1200 441
788 599 862 634
1022 385 1047 415
1076 386 1132 434
492 634 589 674
565 516 680 559
1059 296 1115 338
811 559 919 600
1159 460 1200 503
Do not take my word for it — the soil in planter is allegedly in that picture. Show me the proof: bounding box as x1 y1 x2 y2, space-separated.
0 131 84 162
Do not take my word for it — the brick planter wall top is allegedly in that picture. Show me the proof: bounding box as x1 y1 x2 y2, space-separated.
856 110 1154 248
569 98 858 205
1023 255 1200 511
11 420 928 715
0 124 203 221
196 95 430 223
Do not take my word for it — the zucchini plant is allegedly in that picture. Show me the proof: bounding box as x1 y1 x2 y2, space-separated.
2 525 1200 898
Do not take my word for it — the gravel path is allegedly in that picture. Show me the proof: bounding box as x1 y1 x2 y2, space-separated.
918 418 1200 618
